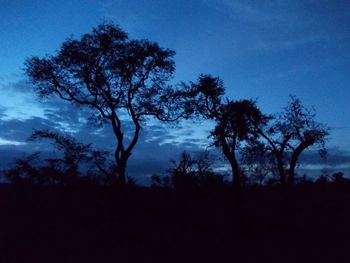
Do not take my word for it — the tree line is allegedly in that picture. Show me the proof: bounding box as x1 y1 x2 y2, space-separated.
5 23 333 191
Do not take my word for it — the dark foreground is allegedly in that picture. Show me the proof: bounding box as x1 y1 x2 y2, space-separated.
0 184 349 262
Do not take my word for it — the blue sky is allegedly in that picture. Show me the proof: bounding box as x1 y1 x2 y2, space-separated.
0 0 349 181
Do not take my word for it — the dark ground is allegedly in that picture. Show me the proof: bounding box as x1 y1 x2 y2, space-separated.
0 184 349 262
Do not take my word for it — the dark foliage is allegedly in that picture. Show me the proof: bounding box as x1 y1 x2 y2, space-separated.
256 96 329 188
5 130 114 186
151 151 226 190
25 23 194 187
0 180 350 262
2 22 344 262
187 75 270 190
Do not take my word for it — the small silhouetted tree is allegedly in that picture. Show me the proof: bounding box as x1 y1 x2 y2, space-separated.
194 151 225 187
151 151 223 189
241 140 274 187
5 152 41 185
28 130 123 186
256 96 328 188
88 149 118 185
169 151 197 190
25 24 192 187
332 172 349 185
154 150 223 189
29 130 91 181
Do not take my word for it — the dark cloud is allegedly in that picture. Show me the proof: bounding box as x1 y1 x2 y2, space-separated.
0 146 29 166
299 147 350 166
0 118 207 185
2 79 349 183
0 106 8 119
2 108 350 183
0 101 208 184
4 79 34 94
0 117 58 143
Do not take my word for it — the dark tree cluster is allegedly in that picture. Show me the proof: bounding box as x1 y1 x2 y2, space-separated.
5 130 114 186
1 23 350 263
4 23 331 192
187 75 329 191
151 151 226 190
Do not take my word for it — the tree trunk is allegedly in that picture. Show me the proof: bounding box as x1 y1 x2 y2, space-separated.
230 157 241 192
116 158 127 187
287 143 308 187
111 155 129 224
277 158 286 189
220 133 241 192
287 156 297 187
118 163 126 186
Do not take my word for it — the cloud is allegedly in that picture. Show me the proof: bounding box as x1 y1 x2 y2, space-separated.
3 79 33 94
248 35 332 52
204 0 288 22
0 80 44 119
300 147 350 166
200 0 345 54
0 138 25 146
1 105 349 183
202 0 349 24
0 117 56 143
0 95 213 183
294 147 350 178
0 114 209 185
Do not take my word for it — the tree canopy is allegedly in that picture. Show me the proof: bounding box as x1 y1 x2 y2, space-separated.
25 23 193 186
256 96 329 187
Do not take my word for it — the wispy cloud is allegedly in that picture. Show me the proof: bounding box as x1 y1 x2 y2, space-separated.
201 0 300 22
248 35 332 52
0 138 25 146
0 80 44 120
201 0 339 53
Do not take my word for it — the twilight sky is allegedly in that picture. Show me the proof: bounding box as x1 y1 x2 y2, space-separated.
0 0 349 182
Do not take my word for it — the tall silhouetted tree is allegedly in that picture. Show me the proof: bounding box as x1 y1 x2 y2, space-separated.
25 24 192 187
211 100 268 190
190 75 268 191
256 96 328 188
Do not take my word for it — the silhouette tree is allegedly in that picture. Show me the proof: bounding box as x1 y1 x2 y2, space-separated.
87 149 118 185
25 24 192 187
189 75 268 190
31 130 90 172
211 100 268 190
189 74 225 120
241 140 275 187
151 150 224 189
5 130 115 186
169 151 197 190
5 152 41 185
28 130 93 185
150 174 172 188
331 172 349 185
194 151 226 188
256 96 328 188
